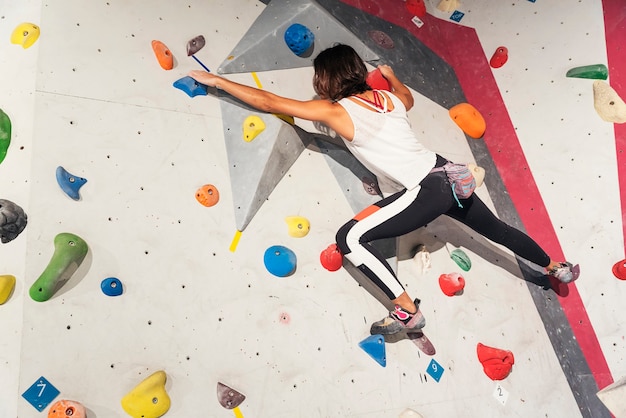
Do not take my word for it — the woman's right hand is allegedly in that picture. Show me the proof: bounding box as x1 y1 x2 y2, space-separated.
188 70 221 87
377 64 396 80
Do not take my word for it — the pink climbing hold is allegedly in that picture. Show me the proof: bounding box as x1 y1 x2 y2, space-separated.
438 272 465 296
405 0 427 18
366 68 391 91
490 46 508 68
320 243 343 272
476 343 515 380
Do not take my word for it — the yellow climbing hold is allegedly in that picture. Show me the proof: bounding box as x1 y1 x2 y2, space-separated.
285 216 310 238
121 370 171 418
274 113 295 125
243 115 266 142
11 23 40 49
0 275 16 305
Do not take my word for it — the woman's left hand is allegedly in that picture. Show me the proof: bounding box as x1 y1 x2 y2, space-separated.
188 70 221 87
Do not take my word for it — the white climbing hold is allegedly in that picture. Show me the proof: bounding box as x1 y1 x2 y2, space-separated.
593 80 626 123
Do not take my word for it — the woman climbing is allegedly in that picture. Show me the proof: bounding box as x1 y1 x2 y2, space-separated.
188 43 579 335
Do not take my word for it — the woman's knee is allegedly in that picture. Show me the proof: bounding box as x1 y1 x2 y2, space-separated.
336 219 357 255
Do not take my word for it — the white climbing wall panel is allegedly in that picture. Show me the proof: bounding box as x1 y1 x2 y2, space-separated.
1 0 625 417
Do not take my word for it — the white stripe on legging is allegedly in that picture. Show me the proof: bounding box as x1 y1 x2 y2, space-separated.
343 185 422 299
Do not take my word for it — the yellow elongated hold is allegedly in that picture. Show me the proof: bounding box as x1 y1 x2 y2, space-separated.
274 113 295 124
285 216 310 238
242 115 265 142
121 371 170 418
11 23 40 49
0 275 16 305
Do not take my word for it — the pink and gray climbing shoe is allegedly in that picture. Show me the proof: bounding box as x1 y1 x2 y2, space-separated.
370 298 425 335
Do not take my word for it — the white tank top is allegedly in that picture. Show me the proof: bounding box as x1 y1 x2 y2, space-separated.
337 91 436 196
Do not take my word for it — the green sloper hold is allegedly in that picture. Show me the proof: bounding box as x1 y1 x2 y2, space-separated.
566 64 608 80
450 249 471 271
29 233 88 302
0 109 11 165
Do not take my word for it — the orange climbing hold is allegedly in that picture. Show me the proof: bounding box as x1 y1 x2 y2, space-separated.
476 343 515 380
195 184 220 207
151 40 173 70
48 400 87 418
449 103 486 139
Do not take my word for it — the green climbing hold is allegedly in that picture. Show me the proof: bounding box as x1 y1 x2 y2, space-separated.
0 109 11 165
29 232 88 302
450 249 471 271
566 64 608 80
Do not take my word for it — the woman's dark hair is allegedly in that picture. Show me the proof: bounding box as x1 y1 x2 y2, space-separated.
313 44 371 101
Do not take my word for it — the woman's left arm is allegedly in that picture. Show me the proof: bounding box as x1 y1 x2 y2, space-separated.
188 70 336 121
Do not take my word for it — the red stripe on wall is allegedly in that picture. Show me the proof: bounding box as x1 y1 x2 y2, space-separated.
602 0 626 249
340 0 614 390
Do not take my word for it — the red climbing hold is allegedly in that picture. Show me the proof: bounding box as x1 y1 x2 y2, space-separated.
406 0 427 18
490 46 508 69
366 68 391 91
320 243 343 272
612 259 626 280
438 273 465 296
476 343 515 380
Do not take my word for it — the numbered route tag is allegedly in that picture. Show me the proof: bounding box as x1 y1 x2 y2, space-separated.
450 10 465 22
411 16 424 28
493 382 509 406
22 376 60 412
426 358 444 382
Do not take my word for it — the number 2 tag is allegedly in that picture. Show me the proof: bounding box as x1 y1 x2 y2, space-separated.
493 382 509 406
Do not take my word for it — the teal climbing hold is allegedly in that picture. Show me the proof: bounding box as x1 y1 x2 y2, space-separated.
450 248 471 271
358 334 386 367
173 76 208 98
566 64 608 80
263 245 297 277
0 109 11 165
56 166 87 200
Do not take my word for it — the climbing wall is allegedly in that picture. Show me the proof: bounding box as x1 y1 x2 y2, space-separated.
1 0 626 417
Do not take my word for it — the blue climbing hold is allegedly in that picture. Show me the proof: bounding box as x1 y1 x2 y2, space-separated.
101 277 123 296
263 245 297 277
284 23 314 56
358 334 386 367
173 76 208 98
56 166 87 200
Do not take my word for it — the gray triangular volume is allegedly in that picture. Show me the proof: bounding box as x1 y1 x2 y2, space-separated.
219 94 311 232
218 0 379 74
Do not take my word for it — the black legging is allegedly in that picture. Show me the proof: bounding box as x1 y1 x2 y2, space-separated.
336 155 551 300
